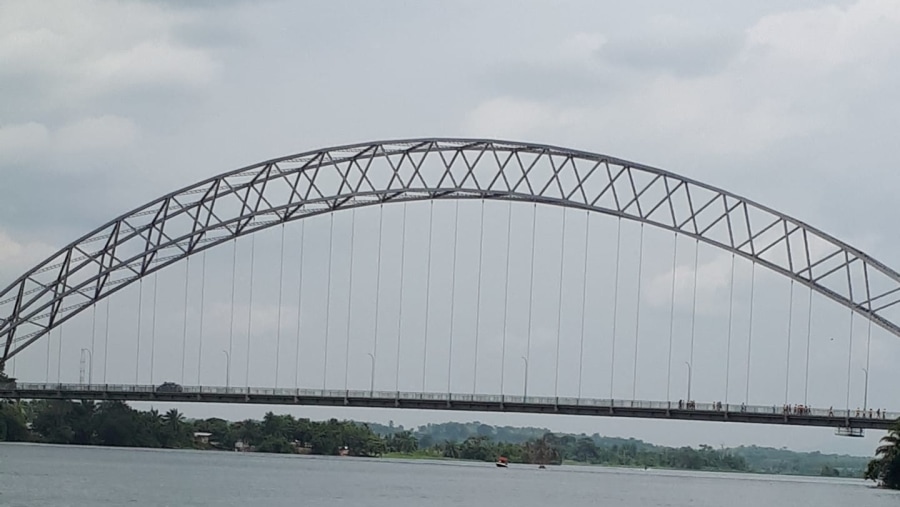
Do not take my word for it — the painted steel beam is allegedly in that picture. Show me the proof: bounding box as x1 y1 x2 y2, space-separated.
2 138 899 365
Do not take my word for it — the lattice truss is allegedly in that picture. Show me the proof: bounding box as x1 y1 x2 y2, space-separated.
3 139 900 364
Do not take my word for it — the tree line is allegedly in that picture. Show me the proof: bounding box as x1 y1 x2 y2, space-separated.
0 400 387 456
417 433 748 470
0 399 746 470
376 420 868 476
0 399 874 477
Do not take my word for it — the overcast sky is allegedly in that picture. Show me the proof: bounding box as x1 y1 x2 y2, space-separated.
3 0 900 455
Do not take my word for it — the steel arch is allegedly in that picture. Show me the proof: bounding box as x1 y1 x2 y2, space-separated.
3 138 900 367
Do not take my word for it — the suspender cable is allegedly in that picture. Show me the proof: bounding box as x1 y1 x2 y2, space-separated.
688 239 699 401
864 317 872 411
372 204 385 392
323 213 335 390
197 251 207 385
784 280 795 405
294 221 307 389
89 303 97 384
274 224 286 388
554 209 567 398
46 318 51 382
150 272 159 385
725 253 736 405
180 259 190 384
631 223 645 401
394 204 408 392
135 279 144 384
103 298 111 383
245 234 256 389
422 201 435 392
56 323 63 383
525 203 538 392
609 217 622 399
577 212 590 399
343 209 358 391
845 308 854 412
845 253 854 413
804 288 813 405
745 262 756 403
227 239 238 388
500 202 513 395
666 232 678 401
447 200 461 395
472 200 486 394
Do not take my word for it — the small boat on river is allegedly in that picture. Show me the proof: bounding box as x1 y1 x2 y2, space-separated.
496 456 509 468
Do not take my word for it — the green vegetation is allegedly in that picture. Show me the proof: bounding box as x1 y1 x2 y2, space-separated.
0 400 870 477
386 431 741 469
728 445 868 477
371 421 867 475
0 365 14 386
0 400 387 456
865 422 900 488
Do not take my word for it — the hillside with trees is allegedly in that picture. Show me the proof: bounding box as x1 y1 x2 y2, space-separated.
0 400 871 477
373 421 866 475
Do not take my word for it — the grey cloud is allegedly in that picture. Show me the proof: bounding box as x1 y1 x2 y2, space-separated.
170 21 249 50
0 161 138 238
478 61 624 102
164 3 253 50
598 32 743 77
139 0 261 9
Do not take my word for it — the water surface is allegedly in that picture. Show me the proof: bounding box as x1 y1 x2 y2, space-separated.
1 443 897 506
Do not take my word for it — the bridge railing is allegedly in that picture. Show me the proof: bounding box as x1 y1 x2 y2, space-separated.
4 382 896 421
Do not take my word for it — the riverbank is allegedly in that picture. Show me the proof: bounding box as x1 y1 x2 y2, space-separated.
0 399 870 477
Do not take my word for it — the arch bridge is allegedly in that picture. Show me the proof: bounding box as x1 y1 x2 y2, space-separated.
1 138 898 433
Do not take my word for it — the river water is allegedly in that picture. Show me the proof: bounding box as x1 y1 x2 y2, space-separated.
1 443 898 506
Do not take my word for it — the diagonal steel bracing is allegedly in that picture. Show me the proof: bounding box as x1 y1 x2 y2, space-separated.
2 138 900 366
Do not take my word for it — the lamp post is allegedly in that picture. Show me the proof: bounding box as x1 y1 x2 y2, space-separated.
862 367 869 411
521 356 529 400
222 349 231 389
367 352 376 397
80 348 93 385
684 361 692 402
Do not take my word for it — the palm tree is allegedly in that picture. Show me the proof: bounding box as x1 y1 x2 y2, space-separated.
867 422 900 489
161 409 187 447
163 409 185 432
147 408 162 426
441 440 460 459
395 431 418 453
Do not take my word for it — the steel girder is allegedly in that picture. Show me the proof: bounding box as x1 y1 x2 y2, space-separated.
2 138 899 366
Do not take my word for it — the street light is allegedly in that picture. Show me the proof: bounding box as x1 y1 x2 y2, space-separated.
367 352 376 396
684 361 692 402
222 349 231 388
862 367 869 411
80 348 93 385
521 356 529 400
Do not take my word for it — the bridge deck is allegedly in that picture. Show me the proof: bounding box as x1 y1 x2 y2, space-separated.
1 383 895 431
